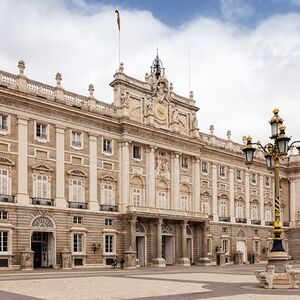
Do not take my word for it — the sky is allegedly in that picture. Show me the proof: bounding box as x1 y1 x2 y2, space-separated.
1 0 300 146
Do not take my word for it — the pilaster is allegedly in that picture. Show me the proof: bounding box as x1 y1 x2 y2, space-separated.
146 145 156 207
245 171 250 224
152 218 166 267
89 135 98 211
177 220 190 266
212 164 218 221
193 157 200 211
259 175 265 226
229 168 235 222
171 152 180 210
120 140 130 212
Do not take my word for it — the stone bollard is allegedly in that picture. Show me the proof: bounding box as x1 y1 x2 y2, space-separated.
253 252 261 264
61 246 72 269
21 246 34 270
124 247 137 269
216 251 226 266
234 251 243 265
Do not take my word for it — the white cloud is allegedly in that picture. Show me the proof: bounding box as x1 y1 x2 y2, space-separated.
220 0 255 21
0 0 300 145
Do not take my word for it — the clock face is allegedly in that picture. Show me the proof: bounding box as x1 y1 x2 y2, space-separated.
155 104 167 121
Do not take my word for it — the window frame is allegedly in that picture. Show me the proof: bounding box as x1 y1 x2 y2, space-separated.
235 169 242 181
34 121 49 143
201 161 208 175
69 178 85 203
0 114 10 135
251 173 257 185
72 233 84 254
0 231 8 253
132 145 142 160
73 216 82 225
222 239 230 255
219 165 226 178
103 233 116 255
132 187 142 207
181 156 189 170
102 138 113 156
71 130 83 150
0 168 11 196
0 211 8 220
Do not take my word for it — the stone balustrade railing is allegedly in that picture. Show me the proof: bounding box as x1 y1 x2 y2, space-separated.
0 68 118 117
127 205 208 219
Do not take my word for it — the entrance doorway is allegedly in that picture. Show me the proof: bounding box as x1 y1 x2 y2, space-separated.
162 235 173 265
187 237 193 263
236 240 247 263
31 232 55 268
136 236 146 267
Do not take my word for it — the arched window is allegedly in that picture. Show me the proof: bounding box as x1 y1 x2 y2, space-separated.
201 192 211 214
156 180 168 209
180 184 190 211
131 176 144 207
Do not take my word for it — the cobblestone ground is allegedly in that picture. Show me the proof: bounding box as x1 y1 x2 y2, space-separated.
0 264 300 300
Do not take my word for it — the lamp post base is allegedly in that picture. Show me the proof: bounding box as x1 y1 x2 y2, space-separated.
256 251 300 288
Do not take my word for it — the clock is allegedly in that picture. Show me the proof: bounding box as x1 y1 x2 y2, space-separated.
154 104 167 121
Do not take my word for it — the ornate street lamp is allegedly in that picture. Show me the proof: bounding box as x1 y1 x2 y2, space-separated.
242 108 300 288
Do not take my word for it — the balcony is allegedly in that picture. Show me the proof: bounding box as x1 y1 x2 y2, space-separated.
283 222 290 227
219 216 231 222
127 205 208 219
32 197 54 206
68 201 88 209
251 220 261 225
265 221 274 226
100 204 118 212
236 218 247 224
0 194 15 203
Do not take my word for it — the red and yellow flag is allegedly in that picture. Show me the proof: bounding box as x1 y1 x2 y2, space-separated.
115 10 120 31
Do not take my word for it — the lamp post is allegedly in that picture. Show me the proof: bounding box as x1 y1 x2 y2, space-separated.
242 108 300 288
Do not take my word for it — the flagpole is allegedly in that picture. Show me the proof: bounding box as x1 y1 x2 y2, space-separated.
115 10 121 67
118 27 120 66
188 51 191 93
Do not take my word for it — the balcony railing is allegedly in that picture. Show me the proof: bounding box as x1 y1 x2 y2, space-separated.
251 220 261 225
236 218 247 223
32 197 54 206
68 201 88 209
283 222 290 227
0 194 15 203
219 216 231 222
265 221 274 226
100 204 118 212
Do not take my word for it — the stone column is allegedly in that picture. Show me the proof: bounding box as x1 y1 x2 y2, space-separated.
152 218 166 267
245 171 250 224
178 220 190 266
89 135 98 211
193 157 200 211
259 175 265 225
198 221 211 265
290 179 296 226
55 126 66 208
17 117 29 205
120 141 130 212
212 164 218 221
172 152 180 210
229 168 235 222
146 145 156 207
124 216 137 269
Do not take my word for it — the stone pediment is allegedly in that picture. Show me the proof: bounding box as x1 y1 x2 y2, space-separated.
68 169 87 177
100 174 117 182
31 162 53 172
0 156 14 166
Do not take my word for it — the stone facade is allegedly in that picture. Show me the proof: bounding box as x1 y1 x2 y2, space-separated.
0 56 299 270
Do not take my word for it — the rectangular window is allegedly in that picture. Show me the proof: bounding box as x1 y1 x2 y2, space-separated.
0 115 8 131
105 235 113 253
0 232 8 252
0 211 8 220
158 191 166 209
103 139 112 154
181 194 189 211
219 166 225 177
105 219 113 226
71 179 83 202
251 205 258 220
181 157 189 169
201 162 208 174
72 131 82 148
265 177 270 187
36 175 49 199
253 240 260 253
36 123 48 140
222 239 229 254
159 151 166 157
73 234 83 253
207 238 212 255
251 173 257 184
236 169 241 181
103 184 114 205
73 216 82 224
222 227 228 233
0 169 8 195
133 145 141 160
132 188 141 206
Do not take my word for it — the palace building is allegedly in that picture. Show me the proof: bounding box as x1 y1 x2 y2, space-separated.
0 55 299 269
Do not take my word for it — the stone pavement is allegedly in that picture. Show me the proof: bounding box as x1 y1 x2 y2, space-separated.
0 264 300 300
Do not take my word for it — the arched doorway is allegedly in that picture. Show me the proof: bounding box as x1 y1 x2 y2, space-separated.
30 216 56 268
162 224 174 265
136 223 147 267
187 226 193 264
236 230 247 263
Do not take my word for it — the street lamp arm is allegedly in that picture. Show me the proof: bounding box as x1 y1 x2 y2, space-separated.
250 142 269 153
288 140 300 152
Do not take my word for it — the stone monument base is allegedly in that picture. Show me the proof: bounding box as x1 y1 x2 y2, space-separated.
256 251 300 289
152 258 166 267
198 257 211 266
177 257 190 267
124 248 137 269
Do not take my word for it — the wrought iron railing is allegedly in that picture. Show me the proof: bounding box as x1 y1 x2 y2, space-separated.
219 216 230 222
236 218 247 223
283 222 290 227
68 201 88 209
32 197 54 206
251 220 261 225
100 204 118 212
0 194 15 203
265 221 274 226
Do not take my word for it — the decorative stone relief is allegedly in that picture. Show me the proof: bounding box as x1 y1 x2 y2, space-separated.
156 156 170 180
32 216 54 228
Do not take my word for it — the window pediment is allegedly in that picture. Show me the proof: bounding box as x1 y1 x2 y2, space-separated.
0 157 14 166
68 169 87 177
100 174 117 182
31 162 53 172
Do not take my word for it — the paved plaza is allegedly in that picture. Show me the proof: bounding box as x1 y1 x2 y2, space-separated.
0 264 300 300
